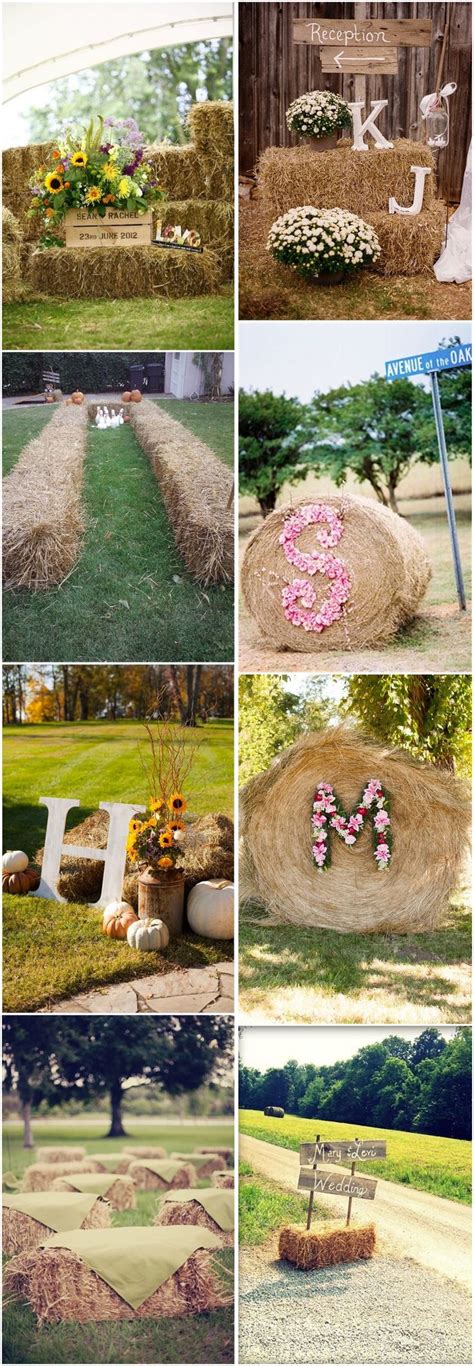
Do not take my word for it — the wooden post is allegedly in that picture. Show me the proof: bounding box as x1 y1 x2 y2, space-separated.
354 4 367 107
346 1136 358 1226
306 1133 320 1231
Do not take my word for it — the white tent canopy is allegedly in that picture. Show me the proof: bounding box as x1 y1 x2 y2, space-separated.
3 1 233 101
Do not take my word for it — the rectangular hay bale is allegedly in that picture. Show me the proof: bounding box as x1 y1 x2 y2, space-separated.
366 202 445 275
28 243 222 300
258 140 437 216
279 1223 376 1269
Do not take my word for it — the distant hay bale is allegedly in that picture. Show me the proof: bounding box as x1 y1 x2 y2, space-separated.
198 1147 233 1164
22 1161 98 1192
212 1172 234 1188
3 404 88 591
3 1199 110 1255
87 1155 133 1175
128 1162 197 1190
172 1154 226 1179
241 495 431 652
4 1241 226 1322
240 727 471 934
279 1223 376 1269
124 1146 167 1159
264 1107 285 1118
28 243 221 300
258 140 436 217
36 1147 86 1165
155 1197 233 1246
52 1176 136 1211
129 399 234 586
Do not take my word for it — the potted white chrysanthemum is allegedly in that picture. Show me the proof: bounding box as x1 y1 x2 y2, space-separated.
267 206 381 285
286 90 352 151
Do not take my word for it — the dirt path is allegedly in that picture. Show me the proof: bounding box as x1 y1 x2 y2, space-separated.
240 1134 472 1289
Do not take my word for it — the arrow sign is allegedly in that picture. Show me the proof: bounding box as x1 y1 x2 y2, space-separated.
321 45 398 75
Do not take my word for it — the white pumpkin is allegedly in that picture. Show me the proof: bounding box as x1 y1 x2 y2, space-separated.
187 880 234 939
127 917 170 952
2 850 29 873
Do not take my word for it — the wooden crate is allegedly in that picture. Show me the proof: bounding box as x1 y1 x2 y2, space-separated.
65 208 153 248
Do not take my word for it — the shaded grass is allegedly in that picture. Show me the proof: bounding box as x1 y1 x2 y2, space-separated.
158 401 234 470
239 1161 321 1246
3 407 56 476
239 1112 471 1204
3 420 234 661
2 293 234 351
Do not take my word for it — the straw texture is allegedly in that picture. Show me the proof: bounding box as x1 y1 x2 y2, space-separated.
128 1162 197 1190
171 1155 226 1178
279 1223 376 1269
365 203 445 275
258 141 436 216
3 1199 110 1254
4 1245 226 1322
241 495 431 652
28 244 221 300
198 1147 233 1162
22 1162 98 1192
52 1176 136 1210
36 1147 86 1164
3 404 88 591
2 207 23 301
124 1146 167 1159
212 1172 234 1188
129 399 234 586
240 727 471 933
155 1199 233 1247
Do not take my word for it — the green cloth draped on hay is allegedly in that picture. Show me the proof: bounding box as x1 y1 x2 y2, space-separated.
41 1226 221 1309
50 1173 129 1197
3 1190 99 1233
139 1160 188 1181
87 1153 129 1172
161 1188 234 1232
172 1153 224 1167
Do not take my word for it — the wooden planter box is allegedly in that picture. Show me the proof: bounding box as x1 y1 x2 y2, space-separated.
65 208 153 248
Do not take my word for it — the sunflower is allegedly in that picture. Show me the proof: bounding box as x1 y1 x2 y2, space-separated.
150 797 163 813
44 172 64 194
169 819 185 834
103 162 119 181
158 855 174 870
71 151 88 167
159 829 174 849
85 186 101 203
169 791 187 815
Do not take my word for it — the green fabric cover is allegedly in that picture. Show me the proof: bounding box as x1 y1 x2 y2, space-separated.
88 1153 128 1171
136 1159 189 1181
162 1187 234 1231
42 1226 221 1308
54 1173 128 1197
172 1152 221 1166
3 1190 98 1232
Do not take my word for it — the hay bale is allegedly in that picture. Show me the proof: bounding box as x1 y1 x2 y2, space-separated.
36 1147 86 1164
4 1242 225 1322
155 1197 233 1246
52 1176 136 1211
128 1162 197 1190
157 199 233 279
2 207 23 302
279 1223 376 1269
258 140 437 217
28 243 221 300
22 1161 98 1192
366 202 445 276
2 142 56 241
212 1172 234 1189
129 399 234 586
187 102 234 159
147 144 210 201
197 1147 233 1163
86 1155 134 1175
124 1146 167 1159
3 404 88 591
240 727 471 934
172 1154 225 1178
241 495 431 653
184 815 234 892
264 1107 284 1118
3 1199 110 1255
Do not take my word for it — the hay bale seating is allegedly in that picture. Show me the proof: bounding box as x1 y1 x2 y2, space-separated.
241 495 431 653
124 1146 167 1160
3 404 88 591
2 207 23 301
155 1189 234 1246
52 1175 136 1211
171 1154 226 1179
129 399 234 586
3 1195 110 1255
240 726 471 934
22 1161 99 1192
128 1161 197 1190
279 1223 376 1269
28 243 221 301
212 1171 234 1189
86 1154 134 1175
198 1147 233 1164
36 1146 86 1164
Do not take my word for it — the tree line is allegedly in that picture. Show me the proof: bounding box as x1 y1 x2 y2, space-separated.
239 1028 471 1140
3 664 233 726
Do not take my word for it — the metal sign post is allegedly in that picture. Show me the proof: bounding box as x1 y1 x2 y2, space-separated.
430 371 466 610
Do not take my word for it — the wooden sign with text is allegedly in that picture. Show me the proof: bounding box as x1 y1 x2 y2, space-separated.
293 18 432 48
299 1168 378 1201
65 208 153 249
320 46 398 76
300 1139 386 1165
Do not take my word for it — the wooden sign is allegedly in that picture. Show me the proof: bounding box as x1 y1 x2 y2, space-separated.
321 46 398 76
300 1139 386 1165
293 18 432 48
65 208 153 249
297 1166 319 1191
311 1170 377 1201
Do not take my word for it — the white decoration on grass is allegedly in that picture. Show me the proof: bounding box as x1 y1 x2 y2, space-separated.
349 100 393 151
389 165 432 216
33 797 146 905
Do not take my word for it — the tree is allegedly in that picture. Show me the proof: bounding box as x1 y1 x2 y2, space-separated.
2 1020 56 1147
409 1029 447 1068
371 1057 419 1130
239 389 306 517
344 674 472 770
238 674 301 784
414 1029 471 1139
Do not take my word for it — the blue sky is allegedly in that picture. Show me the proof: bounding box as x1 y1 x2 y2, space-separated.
239 320 472 400
240 1026 458 1070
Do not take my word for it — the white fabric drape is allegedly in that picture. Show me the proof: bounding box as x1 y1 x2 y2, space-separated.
434 142 472 283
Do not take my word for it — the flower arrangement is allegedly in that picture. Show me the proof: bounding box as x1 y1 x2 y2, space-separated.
127 792 188 874
311 781 392 872
28 116 164 245
279 503 352 633
267 206 381 280
286 90 352 139
126 712 203 877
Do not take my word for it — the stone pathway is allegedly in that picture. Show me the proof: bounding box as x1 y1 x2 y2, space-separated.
39 963 234 1015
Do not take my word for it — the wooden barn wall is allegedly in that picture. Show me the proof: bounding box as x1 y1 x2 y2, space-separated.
239 3 472 201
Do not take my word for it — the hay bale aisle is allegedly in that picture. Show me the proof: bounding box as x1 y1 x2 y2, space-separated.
3 404 88 590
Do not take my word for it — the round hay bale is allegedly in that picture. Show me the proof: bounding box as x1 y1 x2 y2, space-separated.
212 1171 234 1189
4 1241 225 1322
128 1162 197 1190
155 1197 233 1247
22 1161 98 1192
52 1176 136 1211
279 1222 376 1269
36 1146 86 1164
241 495 431 653
240 727 471 934
124 1146 167 1159
3 1198 110 1255
264 1107 285 1118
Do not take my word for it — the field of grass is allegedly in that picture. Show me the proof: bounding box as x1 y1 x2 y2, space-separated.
239 1109 471 1204
3 406 234 662
239 1161 318 1247
3 407 56 475
159 401 234 470
3 1119 233 1364
2 292 234 351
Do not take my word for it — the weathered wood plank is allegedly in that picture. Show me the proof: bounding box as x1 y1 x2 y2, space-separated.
297 1166 378 1199
300 1139 387 1164
293 16 432 46
320 44 398 73
65 209 153 249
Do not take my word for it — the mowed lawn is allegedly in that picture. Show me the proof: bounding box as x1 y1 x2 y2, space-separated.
2 292 234 351
3 1119 234 1365
3 403 234 662
239 1109 471 1204
3 719 234 1011
159 401 234 470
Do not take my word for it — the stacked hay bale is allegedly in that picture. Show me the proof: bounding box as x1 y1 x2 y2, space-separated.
279 1222 376 1268
3 1192 111 1254
2 208 23 301
240 727 471 934
155 1188 234 1246
28 242 221 301
256 139 444 276
129 399 234 585
3 404 88 591
149 101 234 279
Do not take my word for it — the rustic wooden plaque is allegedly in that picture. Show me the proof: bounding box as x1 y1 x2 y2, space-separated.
320 45 398 75
65 208 153 248
293 18 432 48
313 1170 377 1200
297 1166 318 1191
300 1139 386 1165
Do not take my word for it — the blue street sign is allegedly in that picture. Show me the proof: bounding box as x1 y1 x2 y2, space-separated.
385 342 472 380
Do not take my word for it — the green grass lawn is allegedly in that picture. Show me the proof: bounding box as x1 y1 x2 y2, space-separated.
2 292 234 351
158 401 234 470
239 1110 471 1204
3 409 234 661
239 1161 316 1246
3 407 56 475
3 718 233 1010
3 1119 233 1364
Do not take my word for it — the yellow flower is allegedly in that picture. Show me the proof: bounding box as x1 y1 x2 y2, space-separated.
129 818 142 833
159 829 174 849
158 855 174 869
169 791 187 815
85 186 101 203
71 151 88 167
103 162 119 181
44 172 64 194
169 819 185 834
150 797 163 813
118 176 133 197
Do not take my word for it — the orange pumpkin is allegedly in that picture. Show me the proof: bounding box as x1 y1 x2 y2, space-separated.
2 867 41 894
130 390 142 403
122 391 131 403
71 391 84 405
102 904 138 940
